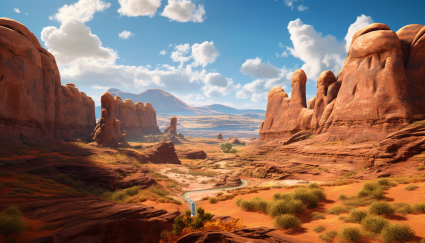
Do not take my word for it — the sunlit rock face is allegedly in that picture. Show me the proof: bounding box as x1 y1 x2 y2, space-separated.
0 18 95 143
260 23 425 142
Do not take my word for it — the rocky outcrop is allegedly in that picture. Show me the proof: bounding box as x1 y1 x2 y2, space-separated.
177 227 306 243
121 141 181 164
0 196 178 243
217 133 223 139
227 137 243 145
260 22 425 143
0 18 95 143
178 150 207 159
214 174 242 188
164 116 178 135
113 96 160 139
93 92 121 147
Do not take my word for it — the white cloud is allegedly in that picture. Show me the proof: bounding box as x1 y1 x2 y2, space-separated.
118 30 134 39
195 94 205 100
50 0 110 24
161 0 206 23
286 18 345 81
42 21 118 66
203 73 240 97
170 44 192 67
159 50 167 55
117 0 161 17
284 0 297 9
344 14 373 52
240 57 280 79
297 5 308 11
14 8 20 13
191 41 219 67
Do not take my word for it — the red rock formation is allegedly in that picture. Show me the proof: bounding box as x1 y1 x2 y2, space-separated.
143 141 181 164
178 150 207 159
308 97 316 109
113 96 160 139
164 116 178 135
310 71 336 131
217 133 223 139
0 18 95 143
93 92 121 147
214 174 242 188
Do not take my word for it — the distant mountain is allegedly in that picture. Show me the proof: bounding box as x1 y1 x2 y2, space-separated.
95 88 265 119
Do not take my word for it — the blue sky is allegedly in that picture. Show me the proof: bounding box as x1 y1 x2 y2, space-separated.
2 0 424 109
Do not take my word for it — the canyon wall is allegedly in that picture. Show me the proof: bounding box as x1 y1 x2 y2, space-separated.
260 23 425 142
0 18 95 143
113 96 160 139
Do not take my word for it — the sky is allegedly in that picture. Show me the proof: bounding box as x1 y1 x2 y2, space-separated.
1 0 425 110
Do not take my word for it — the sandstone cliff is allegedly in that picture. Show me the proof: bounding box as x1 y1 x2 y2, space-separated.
0 18 95 143
260 23 425 143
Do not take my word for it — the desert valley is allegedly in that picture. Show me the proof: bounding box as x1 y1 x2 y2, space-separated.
2 1 425 243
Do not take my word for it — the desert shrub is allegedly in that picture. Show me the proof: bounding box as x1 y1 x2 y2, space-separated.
200 180 207 184
381 223 415 243
239 200 255 211
208 197 217 204
347 209 368 223
393 203 414 215
123 186 142 196
369 202 394 215
272 192 291 201
338 194 348 200
361 216 389 233
308 182 321 189
310 188 326 201
201 196 209 201
251 197 269 213
319 230 338 242
236 198 244 206
292 188 320 208
339 225 362 242
273 214 301 229
220 143 232 153
216 192 223 197
405 184 419 191
418 165 425 171
327 205 350 215
229 149 237 154
413 202 425 213
313 225 326 233
312 212 325 220
0 206 27 239
267 199 306 217
376 178 396 187
178 133 184 139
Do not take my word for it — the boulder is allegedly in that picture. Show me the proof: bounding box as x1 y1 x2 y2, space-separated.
214 174 242 188
0 18 95 143
178 150 207 159
164 116 178 135
228 137 243 145
217 133 223 139
143 141 181 164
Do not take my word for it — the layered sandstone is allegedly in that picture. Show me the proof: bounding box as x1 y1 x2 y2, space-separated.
164 116 178 135
0 18 95 143
113 96 160 139
260 23 425 143
93 92 121 147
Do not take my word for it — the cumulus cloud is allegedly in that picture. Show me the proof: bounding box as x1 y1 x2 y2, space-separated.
240 57 280 79
191 41 219 67
42 21 118 66
170 44 192 66
161 0 206 23
14 8 20 13
297 5 308 11
118 30 134 39
286 18 345 81
203 73 240 97
159 50 167 55
117 0 161 17
284 0 297 9
49 0 110 24
344 14 373 52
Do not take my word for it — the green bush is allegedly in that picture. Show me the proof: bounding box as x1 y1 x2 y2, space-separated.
272 192 291 201
413 202 425 213
239 199 255 211
252 197 269 213
208 197 217 204
229 148 237 154
310 188 326 201
236 198 244 207
369 202 394 215
326 205 350 215
220 143 233 152
393 203 413 214
273 214 301 229
381 223 415 243
0 206 27 238
267 199 306 217
312 211 325 220
338 225 362 242
308 182 321 189
347 209 368 223
292 188 320 208
376 178 396 187
361 216 389 233
313 225 326 233
405 184 419 191
319 230 338 242
338 194 348 200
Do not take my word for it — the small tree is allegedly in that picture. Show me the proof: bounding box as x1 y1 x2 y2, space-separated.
220 143 233 153
0 206 27 239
